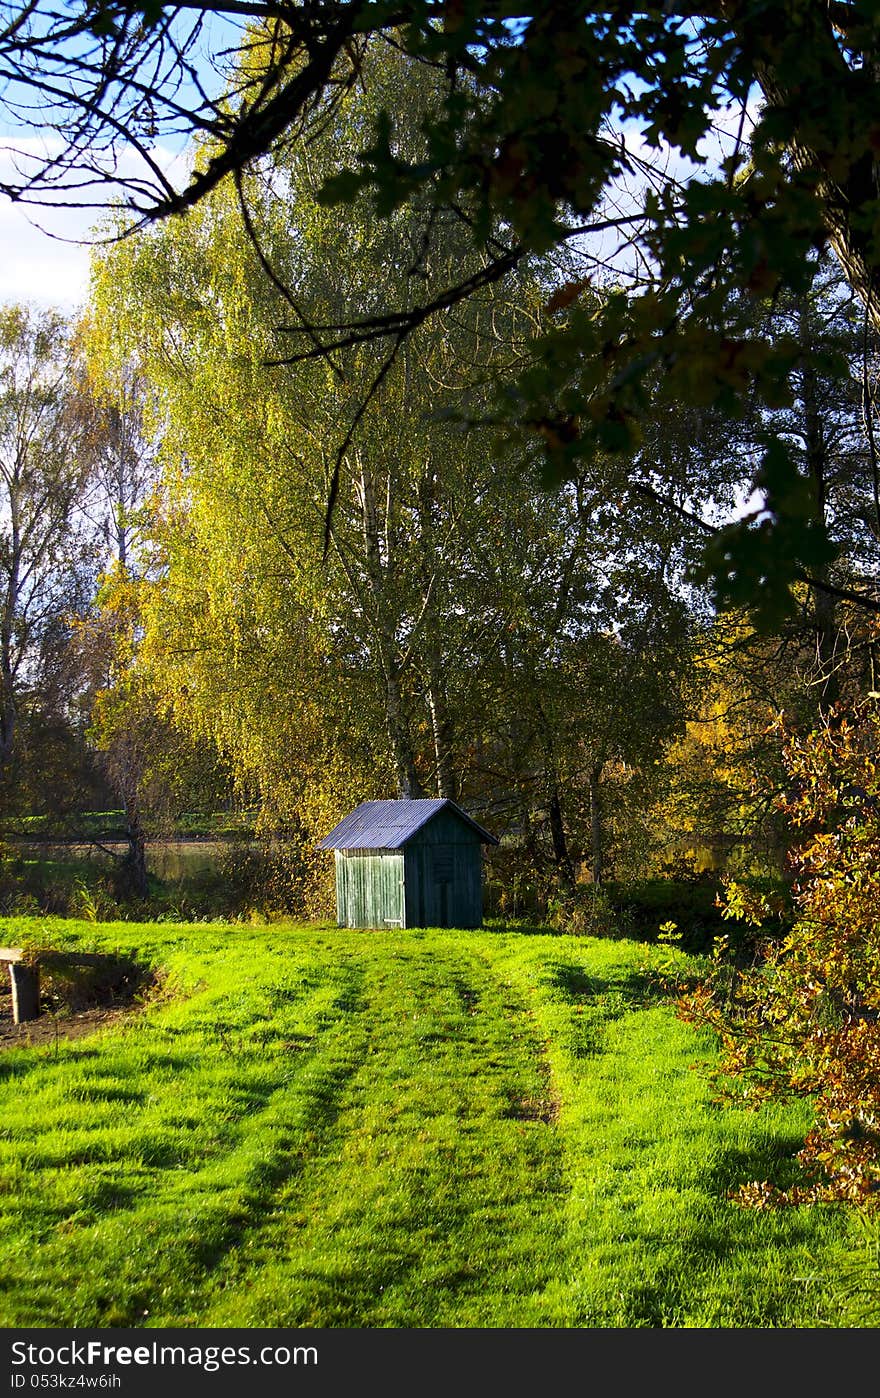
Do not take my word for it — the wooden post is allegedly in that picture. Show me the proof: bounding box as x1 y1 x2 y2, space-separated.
9 961 40 1022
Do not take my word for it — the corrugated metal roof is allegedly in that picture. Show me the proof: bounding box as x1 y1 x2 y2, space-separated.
318 799 499 850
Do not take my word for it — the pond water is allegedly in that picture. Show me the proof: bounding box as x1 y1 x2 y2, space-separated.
17 841 230 880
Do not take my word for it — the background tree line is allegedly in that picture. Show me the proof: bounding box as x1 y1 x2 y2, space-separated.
1 38 877 931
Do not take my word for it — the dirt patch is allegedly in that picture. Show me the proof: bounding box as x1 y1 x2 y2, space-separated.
502 1090 560 1125
0 994 137 1050
0 953 158 1051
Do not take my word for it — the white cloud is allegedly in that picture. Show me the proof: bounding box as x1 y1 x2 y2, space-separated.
0 138 192 312
0 204 91 311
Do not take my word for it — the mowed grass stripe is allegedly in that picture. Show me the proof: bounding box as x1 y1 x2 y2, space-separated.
0 925 566 1327
0 919 858 1327
0 933 372 1326
491 935 848 1327
199 934 566 1327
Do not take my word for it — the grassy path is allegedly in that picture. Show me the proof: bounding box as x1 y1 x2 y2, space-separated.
0 919 856 1327
200 936 566 1327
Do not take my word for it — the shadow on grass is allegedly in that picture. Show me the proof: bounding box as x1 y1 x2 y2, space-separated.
81 1177 148 1214
3 970 376 1324
707 1135 812 1199
547 962 675 1013
158 972 371 1285
239 1147 567 1327
182 1049 374 1286
542 961 708 1061
0 1039 191 1086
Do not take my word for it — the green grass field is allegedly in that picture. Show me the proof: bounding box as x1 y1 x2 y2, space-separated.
0 917 862 1328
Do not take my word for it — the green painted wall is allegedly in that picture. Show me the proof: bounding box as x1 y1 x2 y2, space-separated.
335 850 405 928
404 811 484 929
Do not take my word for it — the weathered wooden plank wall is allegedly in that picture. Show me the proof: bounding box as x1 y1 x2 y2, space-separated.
331 807 487 929
404 810 483 928
335 849 405 928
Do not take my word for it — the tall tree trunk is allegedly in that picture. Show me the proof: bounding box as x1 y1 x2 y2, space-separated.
536 699 574 891
357 452 423 799
547 783 575 892
589 762 604 887
120 805 149 900
427 657 456 800
0 496 20 770
0 662 14 769
116 428 128 570
798 294 840 708
385 666 422 799
416 460 455 800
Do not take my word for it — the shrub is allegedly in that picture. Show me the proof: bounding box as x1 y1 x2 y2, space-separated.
679 707 880 1206
546 884 622 937
601 875 789 954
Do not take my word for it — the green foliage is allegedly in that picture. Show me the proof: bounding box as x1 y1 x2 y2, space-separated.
214 835 331 921
0 303 97 787
546 884 621 938
4 5 880 620
698 438 840 631
10 810 254 841
604 875 749 954
0 837 318 924
681 703 880 1205
834 1211 880 1326
87 39 697 895
81 566 234 899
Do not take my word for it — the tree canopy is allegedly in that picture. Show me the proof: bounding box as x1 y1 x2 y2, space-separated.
83 39 701 911
4 4 880 1213
4 3 880 617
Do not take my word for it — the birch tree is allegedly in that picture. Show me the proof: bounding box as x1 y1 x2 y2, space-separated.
0 304 93 779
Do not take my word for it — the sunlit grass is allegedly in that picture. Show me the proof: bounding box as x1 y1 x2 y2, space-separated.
0 916 855 1327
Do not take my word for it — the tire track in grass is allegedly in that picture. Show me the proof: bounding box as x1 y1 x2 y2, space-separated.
0 922 855 1327
200 932 568 1328
490 935 848 1328
0 953 374 1327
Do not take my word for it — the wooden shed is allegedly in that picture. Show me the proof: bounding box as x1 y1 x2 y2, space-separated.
318 799 498 930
